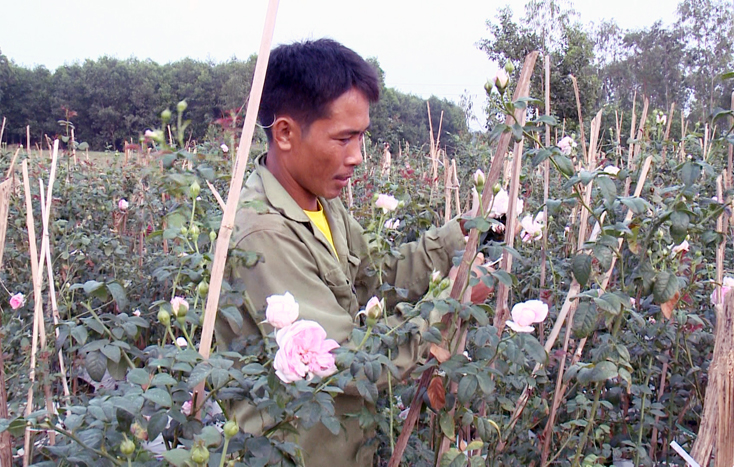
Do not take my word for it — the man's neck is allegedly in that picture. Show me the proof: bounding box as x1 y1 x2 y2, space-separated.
264 150 318 211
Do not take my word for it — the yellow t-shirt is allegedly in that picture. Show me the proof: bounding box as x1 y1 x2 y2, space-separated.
304 202 338 259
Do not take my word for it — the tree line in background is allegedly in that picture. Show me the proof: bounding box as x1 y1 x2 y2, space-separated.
1 0 731 154
0 50 468 153
480 0 733 132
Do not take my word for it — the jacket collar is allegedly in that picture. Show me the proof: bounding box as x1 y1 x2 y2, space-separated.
253 153 311 223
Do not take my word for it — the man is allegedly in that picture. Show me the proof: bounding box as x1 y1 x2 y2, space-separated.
215 38 469 466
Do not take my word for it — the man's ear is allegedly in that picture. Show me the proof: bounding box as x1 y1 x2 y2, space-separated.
272 116 297 151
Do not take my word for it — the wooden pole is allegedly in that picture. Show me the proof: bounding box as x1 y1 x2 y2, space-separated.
570 75 587 160
388 50 539 467
26 126 31 161
21 160 44 467
194 0 279 410
540 54 551 294
0 117 5 145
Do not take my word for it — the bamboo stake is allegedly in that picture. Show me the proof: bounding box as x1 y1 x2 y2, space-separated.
26 126 31 161
443 154 452 224
194 0 279 410
451 159 460 216
0 117 5 144
728 92 733 189
661 103 675 164
570 75 587 160
205 180 226 212
388 50 539 467
0 180 10 270
540 54 551 294
493 117 528 330
625 98 649 196
38 178 70 401
0 306 10 467
627 91 638 173
22 160 45 467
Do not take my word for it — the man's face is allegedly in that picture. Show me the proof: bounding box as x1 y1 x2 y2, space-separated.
279 87 369 210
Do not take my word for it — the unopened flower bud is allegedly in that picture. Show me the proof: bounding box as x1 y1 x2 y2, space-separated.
494 69 509 92
190 445 209 465
492 183 502 195
161 109 172 122
158 309 171 326
177 100 188 113
197 280 209 296
473 169 485 191
189 224 200 238
364 296 383 321
209 230 217 242
120 438 135 457
223 420 239 439
189 181 201 198
504 61 515 74
180 226 188 235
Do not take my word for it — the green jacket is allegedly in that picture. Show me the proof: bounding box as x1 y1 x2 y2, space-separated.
215 154 466 466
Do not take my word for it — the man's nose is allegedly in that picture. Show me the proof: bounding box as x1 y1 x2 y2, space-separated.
345 139 363 166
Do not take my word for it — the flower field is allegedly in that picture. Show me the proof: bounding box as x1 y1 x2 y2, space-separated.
0 55 734 467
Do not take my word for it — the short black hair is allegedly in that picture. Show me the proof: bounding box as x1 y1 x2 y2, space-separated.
258 38 380 141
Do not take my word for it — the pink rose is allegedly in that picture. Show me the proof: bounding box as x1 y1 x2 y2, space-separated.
170 296 189 317
362 296 383 320
273 320 339 383
181 399 193 416
9 293 25 310
489 188 524 220
672 240 689 255
558 136 576 156
384 218 400 230
118 199 129 211
520 212 545 243
375 194 399 213
711 276 734 305
506 299 548 333
494 69 509 89
265 292 299 329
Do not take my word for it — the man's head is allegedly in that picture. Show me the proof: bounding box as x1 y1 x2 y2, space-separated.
259 38 380 141
259 39 381 211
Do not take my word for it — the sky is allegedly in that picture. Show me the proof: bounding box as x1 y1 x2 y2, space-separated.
0 0 679 127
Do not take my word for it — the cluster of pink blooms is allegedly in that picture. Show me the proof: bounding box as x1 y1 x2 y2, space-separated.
265 292 339 383
118 199 129 211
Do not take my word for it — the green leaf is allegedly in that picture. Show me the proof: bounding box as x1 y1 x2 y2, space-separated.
127 368 151 386
490 270 514 287
439 412 456 440
219 306 243 332
653 271 679 304
101 344 121 363
594 293 623 316
147 412 168 441
85 350 107 382
197 425 222 448
546 199 562 215
423 326 443 345
619 196 649 214
105 281 128 312
71 326 88 346
187 363 213 389
519 334 547 364
721 71 734 80
596 175 617 205
553 154 575 177
356 379 378 404
531 148 552 166
670 211 689 244
321 415 341 435
162 449 191 467
588 361 618 382
680 161 700 186
572 254 592 287
458 375 478 405
573 301 598 339
143 388 172 408
151 373 178 387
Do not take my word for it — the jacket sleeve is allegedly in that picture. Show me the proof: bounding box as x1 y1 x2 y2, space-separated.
349 215 467 310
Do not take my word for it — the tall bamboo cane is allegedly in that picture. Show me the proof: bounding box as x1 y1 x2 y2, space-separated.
193 0 279 410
